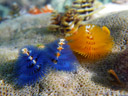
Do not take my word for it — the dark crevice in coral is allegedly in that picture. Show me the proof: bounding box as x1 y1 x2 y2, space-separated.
90 52 128 91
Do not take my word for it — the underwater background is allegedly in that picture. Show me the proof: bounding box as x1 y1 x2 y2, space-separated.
0 0 128 96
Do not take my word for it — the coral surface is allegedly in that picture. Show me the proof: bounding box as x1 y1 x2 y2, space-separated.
0 11 128 95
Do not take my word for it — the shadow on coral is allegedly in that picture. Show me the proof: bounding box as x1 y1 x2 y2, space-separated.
0 59 16 86
76 51 128 91
91 54 128 91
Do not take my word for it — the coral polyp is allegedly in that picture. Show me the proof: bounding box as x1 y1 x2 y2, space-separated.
44 39 78 71
14 46 47 87
65 24 114 61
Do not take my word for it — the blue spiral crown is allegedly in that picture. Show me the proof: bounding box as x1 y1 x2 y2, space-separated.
14 39 78 87
44 39 78 71
14 45 48 87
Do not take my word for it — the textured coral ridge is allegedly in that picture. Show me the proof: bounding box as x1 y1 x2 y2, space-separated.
14 45 47 87
66 24 114 61
44 38 78 71
40 66 128 96
0 79 40 96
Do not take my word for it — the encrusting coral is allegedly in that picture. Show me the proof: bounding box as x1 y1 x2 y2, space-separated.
0 9 128 96
39 66 128 96
0 80 40 96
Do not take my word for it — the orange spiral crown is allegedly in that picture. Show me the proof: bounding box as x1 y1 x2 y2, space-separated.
65 24 114 61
